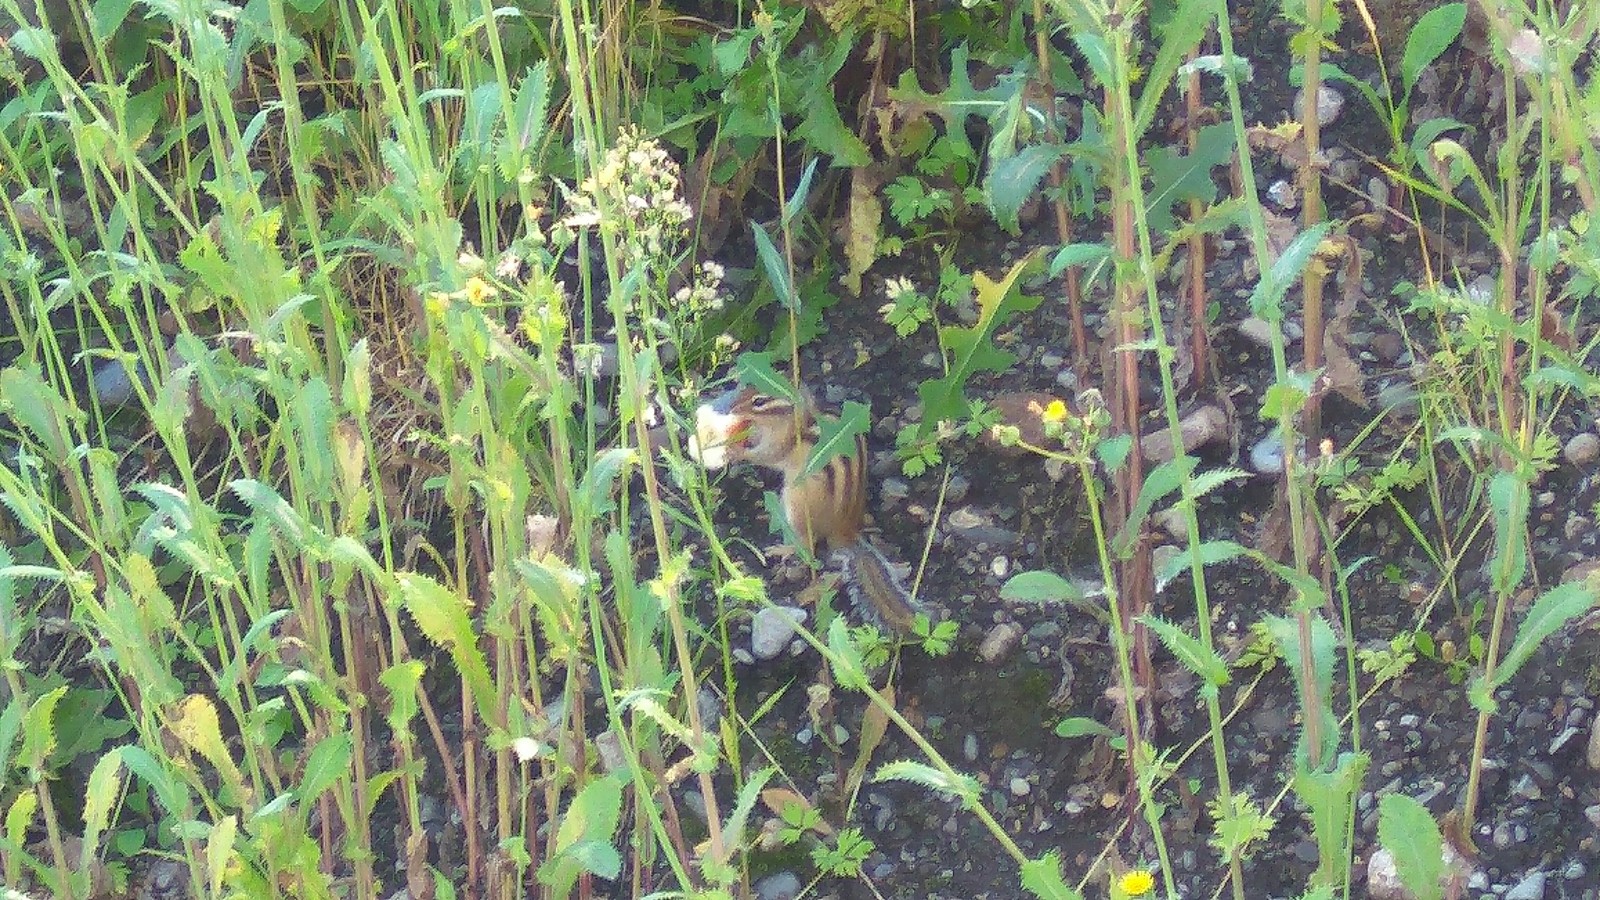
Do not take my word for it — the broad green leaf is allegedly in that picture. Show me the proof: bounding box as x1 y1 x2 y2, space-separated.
1295 752 1369 887
20 685 68 773
1489 580 1599 691
918 251 1043 429
573 448 637 520
538 775 624 896
784 159 820 226
986 144 1065 234
81 747 125 864
1144 123 1234 234
298 733 353 803
171 695 245 790
1378 794 1444 900
1049 242 1112 277
1000 571 1084 604
206 815 237 898
1488 471 1529 594
1116 456 1196 558
229 479 310 546
1401 4 1466 95
1 367 74 464
734 351 801 403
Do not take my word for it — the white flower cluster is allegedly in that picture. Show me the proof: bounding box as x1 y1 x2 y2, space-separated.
559 127 694 269
673 260 727 313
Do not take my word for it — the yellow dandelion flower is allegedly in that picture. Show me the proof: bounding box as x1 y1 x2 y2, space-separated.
463 276 497 306
1042 398 1068 424
1118 869 1155 897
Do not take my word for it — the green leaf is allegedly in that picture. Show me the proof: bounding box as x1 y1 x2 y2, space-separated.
537 775 624 896
1 367 76 464
395 574 496 725
1490 580 1599 691
574 448 637 520
1140 616 1229 686
917 251 1043 430
1054 717 1114 739
1020 850 1082 900
1378 794 1444 900
1156 539 1250 584
1144 123 1234 234
985 144 1065 234
801 402 869 481
872 760 980 804
1115 456 1196 558
229 479 311 546
1295 752 1369 886
1049 242 1112 277
1400 4 1466 96
1000 570 1085 604
20 685 68 773
79 747 125 867
1249 223 1331 320
298 733 352 804
750 222 795 310
827 617 870 692
1488 471 1529 595
784 158 819 225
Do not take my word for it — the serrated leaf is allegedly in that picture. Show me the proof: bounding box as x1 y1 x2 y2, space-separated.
1488 471 1528 594
206 814 237 898
1049 242 1111 277
1144 123 1234 234
801 402 869 480
171 695 245 789
1249 223 1331 320
722 766 775 848
827 617 869 691
574 447 637 520
1378 794 1444 900
1295 752 1368 887
1156 539 1250 584
20 685 68 773
538 775 624 896
733 351 801 403
1490 580 1598 691
80 747 125 865
229 479 310 546
1141 616 1229 686
1000 570 1084 604
1 367 75 464
872 760 979 804
986 144 1065 234
1189 468 1250 499
1020 850 1081 900
394 573 496 724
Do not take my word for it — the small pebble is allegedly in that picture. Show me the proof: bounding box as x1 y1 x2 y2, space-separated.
1564 432 1599 467
964 733 979 762
979 622 1024 665
753 870 802 900
1009 776 1030 797
1504 870 1545 900
751 607 807 661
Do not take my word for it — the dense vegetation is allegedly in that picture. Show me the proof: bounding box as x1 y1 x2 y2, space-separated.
0 0 1597 897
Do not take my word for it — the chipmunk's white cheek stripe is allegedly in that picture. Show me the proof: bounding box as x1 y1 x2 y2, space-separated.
690 404 740 470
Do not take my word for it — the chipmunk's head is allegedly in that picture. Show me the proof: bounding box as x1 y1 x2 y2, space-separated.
690 383 814 470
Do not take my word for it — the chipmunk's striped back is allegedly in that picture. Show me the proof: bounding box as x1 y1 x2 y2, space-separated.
708 383 921 634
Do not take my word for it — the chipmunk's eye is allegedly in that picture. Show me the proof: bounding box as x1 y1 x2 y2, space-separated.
747 393 789 413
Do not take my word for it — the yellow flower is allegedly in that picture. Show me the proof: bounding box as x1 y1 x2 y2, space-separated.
462 276 497 306
1118 869 1155 897
1042 399 1068 424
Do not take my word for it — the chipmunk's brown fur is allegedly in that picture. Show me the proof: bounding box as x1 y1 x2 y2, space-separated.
715 384 921 634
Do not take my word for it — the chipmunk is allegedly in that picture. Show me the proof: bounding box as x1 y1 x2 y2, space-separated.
691 383 923 634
